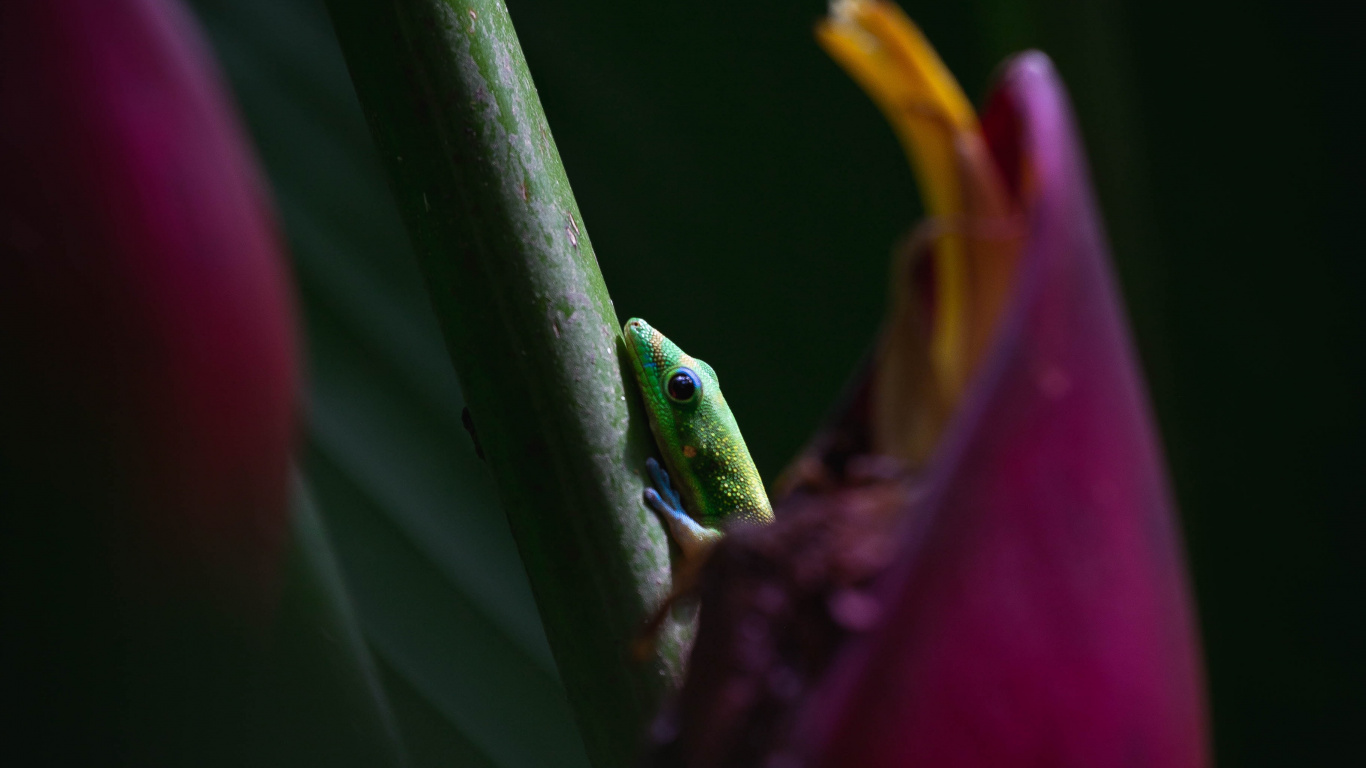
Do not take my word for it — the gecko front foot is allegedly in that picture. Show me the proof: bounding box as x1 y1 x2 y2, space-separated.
644 457 722 561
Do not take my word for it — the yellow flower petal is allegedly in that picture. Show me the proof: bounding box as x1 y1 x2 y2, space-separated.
818 0 1020 464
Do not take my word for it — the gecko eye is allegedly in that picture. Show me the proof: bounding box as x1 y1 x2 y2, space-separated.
665 368 701 403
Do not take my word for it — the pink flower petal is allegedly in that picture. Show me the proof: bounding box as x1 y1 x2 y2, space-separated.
799 52 1208 768
0 0 298 611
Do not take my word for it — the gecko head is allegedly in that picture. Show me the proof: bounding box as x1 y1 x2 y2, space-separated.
623 317 724 446
624 318 769 527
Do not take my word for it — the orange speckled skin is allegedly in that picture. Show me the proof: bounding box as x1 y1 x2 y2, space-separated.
623 318 772 528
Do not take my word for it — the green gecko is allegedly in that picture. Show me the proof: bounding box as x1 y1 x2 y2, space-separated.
623 318 773 560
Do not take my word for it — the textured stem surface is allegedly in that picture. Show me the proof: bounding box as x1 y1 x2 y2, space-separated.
323 1 685 765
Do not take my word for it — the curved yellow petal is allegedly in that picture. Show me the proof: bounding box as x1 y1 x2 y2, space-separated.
818 0 978 396
819 1 1019 464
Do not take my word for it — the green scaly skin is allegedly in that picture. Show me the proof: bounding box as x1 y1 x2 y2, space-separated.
623 318 772 557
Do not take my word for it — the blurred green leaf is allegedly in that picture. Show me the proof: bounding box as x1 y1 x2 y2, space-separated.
260 476 406 767
187 1 590 765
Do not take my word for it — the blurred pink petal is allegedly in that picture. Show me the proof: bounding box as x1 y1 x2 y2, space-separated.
0 0 298 610
799 52 1208 768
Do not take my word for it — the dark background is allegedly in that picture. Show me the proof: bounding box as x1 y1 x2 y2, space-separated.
188 0 1362 765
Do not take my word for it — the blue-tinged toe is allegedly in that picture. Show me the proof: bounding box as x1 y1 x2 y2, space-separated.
643 488 669 518
644 457 684 516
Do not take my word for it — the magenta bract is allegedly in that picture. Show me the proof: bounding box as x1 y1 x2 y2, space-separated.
799 53 1209 768
0 0 298 611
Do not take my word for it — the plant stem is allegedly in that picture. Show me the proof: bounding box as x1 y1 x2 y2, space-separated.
322 1 685 765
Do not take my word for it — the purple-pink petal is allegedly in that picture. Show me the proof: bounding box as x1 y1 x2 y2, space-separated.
0 0 298 611
799 52 1208 768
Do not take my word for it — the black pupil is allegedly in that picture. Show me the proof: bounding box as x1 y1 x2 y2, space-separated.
667 371 697 401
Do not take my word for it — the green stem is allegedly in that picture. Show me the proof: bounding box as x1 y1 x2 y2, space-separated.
322 1 685 765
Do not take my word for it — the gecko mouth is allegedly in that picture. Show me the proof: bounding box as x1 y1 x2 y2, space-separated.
622 317 665 375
